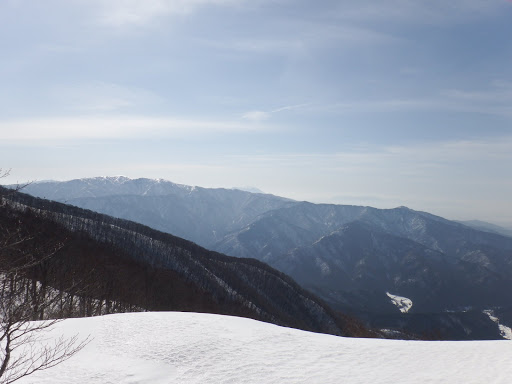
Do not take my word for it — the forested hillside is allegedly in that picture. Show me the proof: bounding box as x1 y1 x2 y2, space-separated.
20 178 512 340
0 187 369 337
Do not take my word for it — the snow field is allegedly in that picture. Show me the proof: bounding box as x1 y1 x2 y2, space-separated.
16 312 512 384
483 310 512 340
386 292 413 313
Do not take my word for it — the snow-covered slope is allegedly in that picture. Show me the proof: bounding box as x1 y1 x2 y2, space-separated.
386 292 413 313
17 312 512 384
484 310 512 340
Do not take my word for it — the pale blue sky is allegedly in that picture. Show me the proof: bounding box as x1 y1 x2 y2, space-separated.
1 0 512 225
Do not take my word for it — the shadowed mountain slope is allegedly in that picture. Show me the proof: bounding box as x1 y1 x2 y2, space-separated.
1 186 368 337
13 177 512 339
21 177 295 246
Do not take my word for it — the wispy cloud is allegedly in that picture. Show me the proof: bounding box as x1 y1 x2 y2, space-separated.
219 135 512 221
442 82 512 104
242 99 437 121
333 0 505 24
322 99 436 114
48 82 165 113
90 0 243 28
87 0 505 29
271 103 313 113
200 23 400 57
300 81 512 118
437 82 512 117
223 136 512 175
242 103 312 121
242 111 270 121
383 136 512 165
242 80 512 123
0 115 269 143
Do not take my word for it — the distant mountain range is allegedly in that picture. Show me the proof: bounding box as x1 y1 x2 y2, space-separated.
15 177 512 339
456 219 512 238
23 176 294 247
1 186 363 337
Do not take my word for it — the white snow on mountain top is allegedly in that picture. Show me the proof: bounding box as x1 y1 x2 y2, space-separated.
17 312 512 384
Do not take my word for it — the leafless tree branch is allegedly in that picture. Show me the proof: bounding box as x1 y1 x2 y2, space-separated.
0 171 89 383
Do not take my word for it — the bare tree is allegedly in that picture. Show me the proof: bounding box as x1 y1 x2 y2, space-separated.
0 170 89 383
0 288 89 384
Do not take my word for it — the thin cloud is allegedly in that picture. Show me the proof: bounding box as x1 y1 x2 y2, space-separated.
333 0 504 24
201 23 400 56
223 135 512 179
221 135 512 220
242 87 512 120
0 115 269 143
91 0 243 27
271 103 313 113
306 82 512 117
442 85 512 103
242 103 312 121
439 83 512 117
242 111 270 121
48 82 165 113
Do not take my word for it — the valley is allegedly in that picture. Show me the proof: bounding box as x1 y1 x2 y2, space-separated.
18 176 512 340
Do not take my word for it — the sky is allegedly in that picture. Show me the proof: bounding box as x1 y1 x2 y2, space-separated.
1 0 512 226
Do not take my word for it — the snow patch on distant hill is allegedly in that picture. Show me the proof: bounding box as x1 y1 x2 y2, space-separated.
387 292 413 313
483 310 512 340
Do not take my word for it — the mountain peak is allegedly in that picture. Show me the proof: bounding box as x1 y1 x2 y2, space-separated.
91 175 130 183
231 186 265 194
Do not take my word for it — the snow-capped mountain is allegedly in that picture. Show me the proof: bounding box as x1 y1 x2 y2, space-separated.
2 186 361 337
16 177 512 339
22 177 293 246
216 204 512 311
29 176 193 199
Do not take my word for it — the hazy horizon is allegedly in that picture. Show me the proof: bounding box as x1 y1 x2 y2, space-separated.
1 1 511 226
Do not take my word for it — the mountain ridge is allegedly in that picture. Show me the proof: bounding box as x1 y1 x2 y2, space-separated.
1 186 366 337
11 176 512 339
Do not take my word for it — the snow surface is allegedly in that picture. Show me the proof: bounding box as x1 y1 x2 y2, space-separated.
386 292 413 313
17 312 512 384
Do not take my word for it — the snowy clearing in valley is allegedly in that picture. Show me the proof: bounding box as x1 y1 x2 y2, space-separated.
483 310 512 340
386 292 413 313
16 312 512 384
